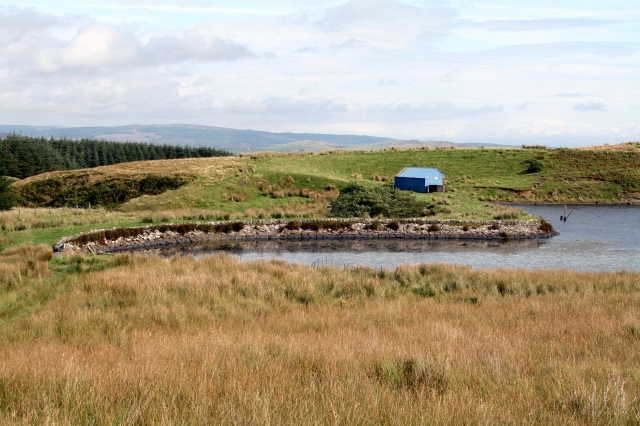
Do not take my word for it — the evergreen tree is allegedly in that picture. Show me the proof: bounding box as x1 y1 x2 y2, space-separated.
0 134 232 179
0 176 15 211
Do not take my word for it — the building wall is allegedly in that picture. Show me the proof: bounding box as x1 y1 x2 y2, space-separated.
394 176 427 193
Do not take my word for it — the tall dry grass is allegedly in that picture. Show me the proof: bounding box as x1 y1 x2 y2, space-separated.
1 251 639 424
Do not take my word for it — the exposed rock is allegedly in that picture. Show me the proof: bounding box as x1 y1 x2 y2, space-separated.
53 218 557 255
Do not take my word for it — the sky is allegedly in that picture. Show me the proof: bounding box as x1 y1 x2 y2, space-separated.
0 0 639 146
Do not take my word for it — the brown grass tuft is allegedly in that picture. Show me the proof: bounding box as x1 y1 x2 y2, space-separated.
1 253 640 423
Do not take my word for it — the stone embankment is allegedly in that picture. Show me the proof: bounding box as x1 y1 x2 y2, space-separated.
54 218 556 254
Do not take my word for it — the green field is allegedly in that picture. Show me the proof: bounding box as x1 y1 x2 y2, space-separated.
2 144 640 251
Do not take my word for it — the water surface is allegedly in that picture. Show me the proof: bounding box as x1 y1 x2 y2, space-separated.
162 204 640 272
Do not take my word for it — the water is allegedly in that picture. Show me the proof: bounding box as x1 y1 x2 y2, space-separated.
160 204 640 272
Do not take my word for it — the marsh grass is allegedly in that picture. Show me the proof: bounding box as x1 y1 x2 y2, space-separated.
1 249 640 424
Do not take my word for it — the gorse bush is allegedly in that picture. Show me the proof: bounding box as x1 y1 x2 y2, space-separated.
329 182 429 218
14 174 194 208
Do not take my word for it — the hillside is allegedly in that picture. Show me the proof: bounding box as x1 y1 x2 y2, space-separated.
1 144 638 252
0 123 514 153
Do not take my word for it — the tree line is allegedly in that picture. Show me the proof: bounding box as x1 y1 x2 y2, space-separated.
0 134 232 180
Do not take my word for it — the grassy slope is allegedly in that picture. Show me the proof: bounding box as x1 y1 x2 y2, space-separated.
4 145 640 251
1 246 640 424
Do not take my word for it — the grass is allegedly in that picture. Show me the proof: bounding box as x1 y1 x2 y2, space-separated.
1 247 640 424
4 145 638 251
10 147 640 216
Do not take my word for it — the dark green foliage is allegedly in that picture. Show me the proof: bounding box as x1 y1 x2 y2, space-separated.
329 182 429 218
524 159 544 173
0 176 16 211
14 174 194 208
0 134 232 179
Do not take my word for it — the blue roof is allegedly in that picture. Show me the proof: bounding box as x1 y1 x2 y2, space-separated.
395 167 445 179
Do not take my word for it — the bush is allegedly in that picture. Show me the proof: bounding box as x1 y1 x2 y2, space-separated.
524 159 544 173
539 219 554 233
387 221 400 231
329 182 429 218
14 174 194 208
428 224 441 233
287 220 301 230
321 220 352 231
366 221 381 230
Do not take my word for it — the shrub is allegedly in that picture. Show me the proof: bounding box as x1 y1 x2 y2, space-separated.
287 220 301 230
387 221 400 231
14 174 194 209
321 220 352 231
491 222 501 230
524 159 544 173
366 221 381 230
300 221 321 231
428 224 441 233
539 219 554 233
500 231 512 239
329 182 429 218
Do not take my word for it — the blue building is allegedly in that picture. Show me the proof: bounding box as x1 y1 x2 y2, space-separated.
394 167 446 193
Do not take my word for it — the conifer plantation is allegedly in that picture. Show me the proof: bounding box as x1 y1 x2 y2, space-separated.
0 134 232 179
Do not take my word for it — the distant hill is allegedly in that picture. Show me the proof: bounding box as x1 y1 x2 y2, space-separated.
0 124 517 153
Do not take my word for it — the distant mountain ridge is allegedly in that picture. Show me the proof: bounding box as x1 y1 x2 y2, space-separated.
0 124 515 152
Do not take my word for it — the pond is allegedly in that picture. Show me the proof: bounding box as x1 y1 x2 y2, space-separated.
159 204 640 272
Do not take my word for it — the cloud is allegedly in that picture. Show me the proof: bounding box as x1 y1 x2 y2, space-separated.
376 79 397 87
0 7 74 36
0 12 253 73
554 93 586 98
478 42 639 61
463 18 613 32
143 28 254 64
573 102 607 112
368 101 503 120
310 0 456 37
330 38 362 50
215 96 350 117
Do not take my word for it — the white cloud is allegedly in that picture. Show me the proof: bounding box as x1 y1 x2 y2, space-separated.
0 9 253 73
463 18 614 32
0 1 638 146
367 101 504 120
573 102 607 111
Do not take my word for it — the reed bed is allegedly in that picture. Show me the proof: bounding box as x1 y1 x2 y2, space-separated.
1 249 639 424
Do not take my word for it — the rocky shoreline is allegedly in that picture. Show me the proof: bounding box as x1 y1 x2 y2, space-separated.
54 218 556 255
